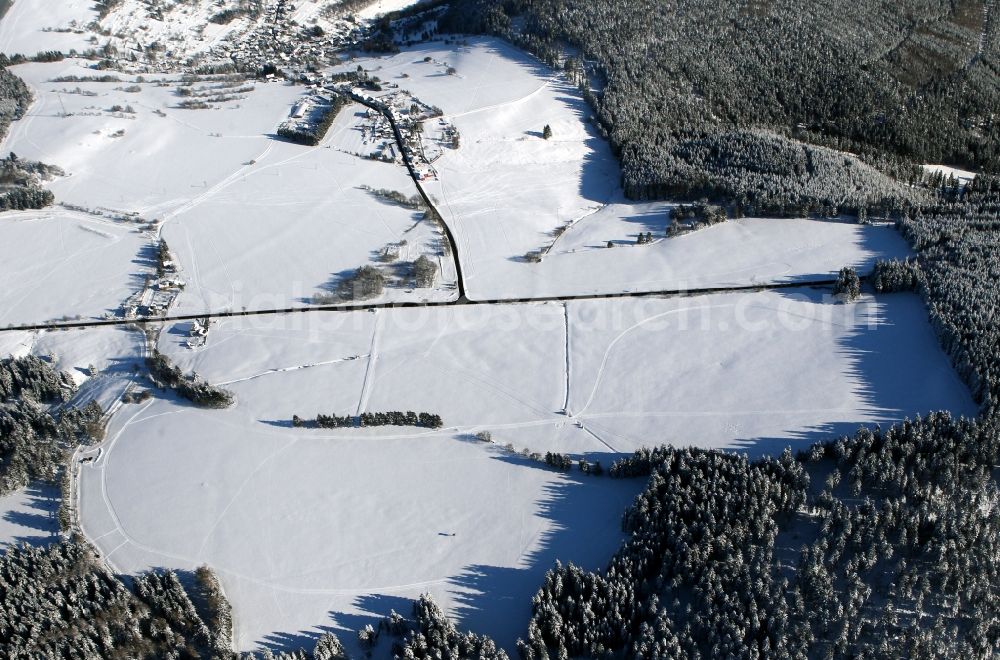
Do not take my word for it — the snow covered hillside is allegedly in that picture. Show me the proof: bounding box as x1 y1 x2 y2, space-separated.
338 39 914 299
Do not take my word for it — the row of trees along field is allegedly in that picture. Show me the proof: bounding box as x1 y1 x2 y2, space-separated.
439 0 998 214
146 350 235 408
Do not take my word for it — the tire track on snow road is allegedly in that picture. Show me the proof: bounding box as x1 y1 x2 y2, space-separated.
576 302 738 416
356 310 383 415
216 354 370 386
195 437 301 558
562 302 571 414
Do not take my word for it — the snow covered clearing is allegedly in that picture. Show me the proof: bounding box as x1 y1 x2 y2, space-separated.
563 290 976 455
922 163 978 186
78 387 638 653
159 290 976 457
160 102 456 314
541 212 910 294
340 39 914 299
0 209 148 325
75 289 973 651
32 324 146 410
0 482 59 550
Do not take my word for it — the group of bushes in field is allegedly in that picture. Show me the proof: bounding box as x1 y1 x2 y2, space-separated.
336 265 386 301
0 184 54 211
666 201 729 236
362 186 425 210
315 254 438 303
834 266 861 300
293 411 443 429
146 350 234 408
412 254 438 287
543 450 604 475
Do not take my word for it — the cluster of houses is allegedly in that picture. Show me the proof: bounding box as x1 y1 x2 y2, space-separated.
219 0 365 77
96 0 369 77
185 318 210 349
328 84 457 180
117 245 185 320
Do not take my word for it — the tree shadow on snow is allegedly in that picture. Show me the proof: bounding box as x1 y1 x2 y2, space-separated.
318 452 642 653
296 268 357 304
430 39 621 207
259 419 294 428
728 288 975 459
1 482 59 548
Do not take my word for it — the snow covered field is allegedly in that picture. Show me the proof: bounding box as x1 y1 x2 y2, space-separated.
159 290 976 456
0 61 455 324
79 385 639 652
342 39 913 299
0 0 94 55
0 38 910 328
74 289 974 652
0 210 148 325
0 6 983 655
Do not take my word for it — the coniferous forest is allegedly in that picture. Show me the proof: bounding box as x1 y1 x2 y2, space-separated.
441 0 999 213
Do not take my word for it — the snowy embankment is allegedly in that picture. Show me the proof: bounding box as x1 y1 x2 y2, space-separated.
76 290 975 652
340 39 913 300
